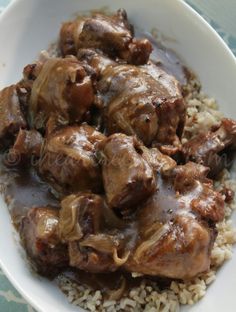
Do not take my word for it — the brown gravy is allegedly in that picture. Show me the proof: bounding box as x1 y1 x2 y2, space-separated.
0 33 188 294
0 161 59 229
0 157 175 293
0 33 188 223
137 31 188 85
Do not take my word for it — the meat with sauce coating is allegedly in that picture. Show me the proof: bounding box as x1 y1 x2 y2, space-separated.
59 193 124 273
60 9 152 65
98 133 156 212
124 162 224 279
39 124 105 194
77 49 186 149
125 214 215 279
0 85 27 148
26 57 95 129
182 118 236 177
8 129 43 161
20 207 68 277
4 129 43 167
101 63 185 148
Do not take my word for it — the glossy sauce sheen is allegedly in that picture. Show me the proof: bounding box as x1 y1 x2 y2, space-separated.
137 31 188 85
0 156 176 287
0 33 189 291
0 33 187 218
0 162 59 229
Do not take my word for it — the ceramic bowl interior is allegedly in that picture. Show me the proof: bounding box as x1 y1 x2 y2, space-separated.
0 1 235 312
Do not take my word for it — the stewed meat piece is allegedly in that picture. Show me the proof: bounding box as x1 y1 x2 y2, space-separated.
69 236 122 273
12 129 43 157
77 49 186 150
124 162 224 279
182 118 236 177
138 145 177 173
20 207 68 277
125 214 215 279
77 48 116 78
59 193 123 273
5 129 43 166
98 133 156 212
99 63 185 148
0 85 27 147
39 124 105 194
56 158 224 279
27 57 95 129
169 162 225 222
60 9 152 65
142 63 186 150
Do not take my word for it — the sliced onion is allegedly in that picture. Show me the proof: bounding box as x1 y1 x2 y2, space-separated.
134 223 170 262
30 59 59 120
59 195 83 242
107 277 126 301
73 19 85 50
113 248 130 266
30 58 79 127
80 234 120 254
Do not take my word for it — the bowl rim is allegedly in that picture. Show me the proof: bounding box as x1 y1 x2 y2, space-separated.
180 0 236 63
0 0 235 311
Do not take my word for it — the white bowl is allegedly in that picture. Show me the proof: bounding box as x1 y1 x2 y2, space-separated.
0 1 235 311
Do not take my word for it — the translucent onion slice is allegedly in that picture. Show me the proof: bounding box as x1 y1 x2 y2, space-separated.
134 223 170 262
79 233 120 254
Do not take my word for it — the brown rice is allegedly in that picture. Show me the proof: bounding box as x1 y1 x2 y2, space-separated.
56 76 236 312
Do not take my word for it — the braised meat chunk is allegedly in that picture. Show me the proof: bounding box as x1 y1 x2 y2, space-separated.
98 133 156 212
125 161 224 279
125 214 215 279
60 9 152 65
4 129 43 167
77 49 186 149
10 129 42 157
20 207 68 277
182 118 236 177
143 63 186 150
0 85 27 147
59 193 124 273
39 124 105 194
169 162 225 222
27 57 95 129
97 62 185 149
77 49 185 149
69 236 121 273
138 146 176 173
77 48 116 78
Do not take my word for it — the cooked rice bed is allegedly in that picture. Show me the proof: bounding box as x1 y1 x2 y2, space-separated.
57 78 236 312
